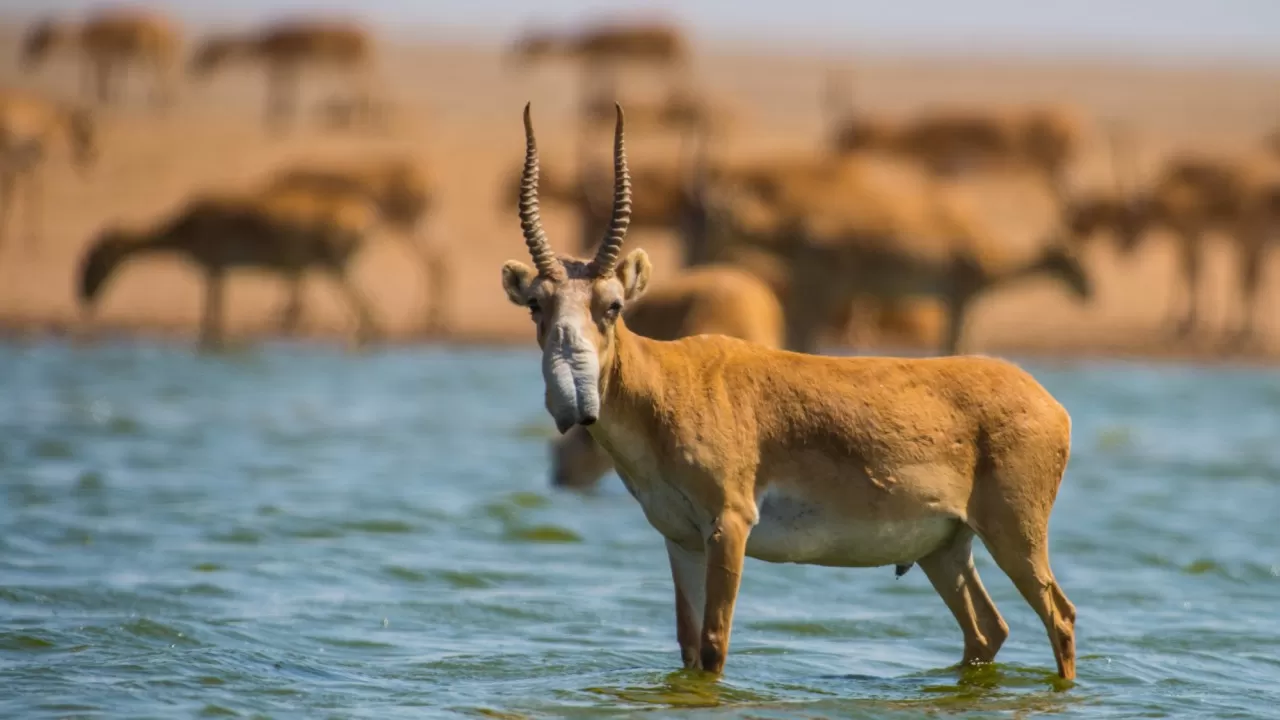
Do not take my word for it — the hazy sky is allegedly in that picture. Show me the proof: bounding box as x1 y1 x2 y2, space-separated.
7 0 1280 61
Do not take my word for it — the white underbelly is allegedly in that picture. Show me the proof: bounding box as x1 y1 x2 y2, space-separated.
746 486 959 567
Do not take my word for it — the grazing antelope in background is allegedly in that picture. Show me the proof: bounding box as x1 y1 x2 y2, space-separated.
1144 158 1278 343
188 20 379 132
521 140 945 352
502 102 1079 679
0 89 97 251
825 71 1083 191
680 147 1094 355
21 8 182 109
507 20 689 70
1075 129 1280 343
550 263 783 491
78 188 382 350
509 19 691 138
263 158 450 333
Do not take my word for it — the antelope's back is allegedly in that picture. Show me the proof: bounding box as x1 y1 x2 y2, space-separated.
688 342 1069 455
82 10 180 55
576 23 686 62
262 22 370 62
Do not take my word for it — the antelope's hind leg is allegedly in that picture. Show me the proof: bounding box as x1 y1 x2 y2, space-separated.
276 271 305 336
917 526 1009 667
198 267 228 352
328 267 380 347
1170 231 1204 339
973 490 1077 680
1225 239 1265 350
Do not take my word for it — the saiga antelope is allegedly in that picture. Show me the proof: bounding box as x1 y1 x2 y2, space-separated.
21 8 182 109
1116 164 1279 344
547 260 922 576
503 128 947 353
509 19 690 141
189 20 378 133
263 158 450 333
1139 157 1278 342
567 144 949 352
1072 130 1280 343
507 20 688 70
679 148 1094 356
501 103 1078 679
78 188 382 350
825 72 1082 190
550 263 783 492
0 89 97 251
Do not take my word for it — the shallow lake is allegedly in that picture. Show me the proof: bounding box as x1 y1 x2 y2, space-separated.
2 340 1278 718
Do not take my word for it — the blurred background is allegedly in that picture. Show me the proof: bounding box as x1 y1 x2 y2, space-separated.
4 4 1280 718
1 0 1278 358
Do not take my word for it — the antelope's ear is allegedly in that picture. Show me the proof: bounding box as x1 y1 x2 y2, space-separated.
501 260 537 306
616 249 651 301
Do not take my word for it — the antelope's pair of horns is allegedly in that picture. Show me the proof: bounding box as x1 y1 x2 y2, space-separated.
519 102 631 279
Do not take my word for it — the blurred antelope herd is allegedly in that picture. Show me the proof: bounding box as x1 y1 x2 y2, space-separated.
2 5 1279 357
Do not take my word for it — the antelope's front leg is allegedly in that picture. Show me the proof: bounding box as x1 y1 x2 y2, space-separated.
665 538 706 669
700 512 751 674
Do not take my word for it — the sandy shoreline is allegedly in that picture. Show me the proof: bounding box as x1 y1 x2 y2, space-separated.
7 313 1279 371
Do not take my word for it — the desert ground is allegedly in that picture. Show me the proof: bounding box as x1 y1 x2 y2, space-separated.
3 24 1280 362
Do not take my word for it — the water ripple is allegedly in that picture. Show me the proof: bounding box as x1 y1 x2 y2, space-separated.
1 343 1278 718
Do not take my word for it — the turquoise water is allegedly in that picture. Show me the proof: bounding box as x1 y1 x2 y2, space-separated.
2 340 1279 718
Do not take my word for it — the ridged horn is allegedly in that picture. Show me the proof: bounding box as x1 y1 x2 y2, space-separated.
590 104 632 277
519 103 562 278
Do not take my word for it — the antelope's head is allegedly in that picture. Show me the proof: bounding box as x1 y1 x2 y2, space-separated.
501 103 651 434
78 228 138 310
20 19 64 69
1037 241 1094 302
1060 191 1147 256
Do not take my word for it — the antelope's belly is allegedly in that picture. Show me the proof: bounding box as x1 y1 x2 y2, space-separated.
747 486 958 567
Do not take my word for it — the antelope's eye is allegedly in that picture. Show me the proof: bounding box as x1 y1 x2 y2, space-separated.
606 300 623 318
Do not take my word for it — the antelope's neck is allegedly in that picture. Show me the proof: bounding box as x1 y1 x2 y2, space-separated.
1008 253 1051 283
591 320 670 465
124 228 184 263
600 320 663 422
